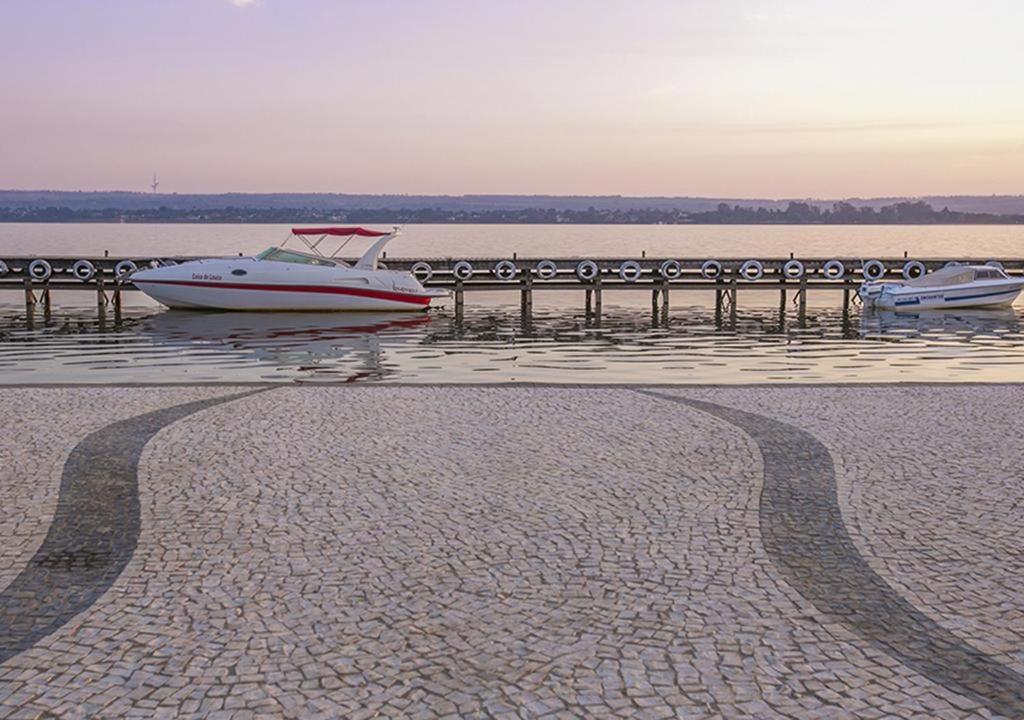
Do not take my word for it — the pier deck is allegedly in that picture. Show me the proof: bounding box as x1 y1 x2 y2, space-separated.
3 254 1023 287
2 255 1022 319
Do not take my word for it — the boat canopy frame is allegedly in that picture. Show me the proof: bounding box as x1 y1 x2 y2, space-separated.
279 226 401 271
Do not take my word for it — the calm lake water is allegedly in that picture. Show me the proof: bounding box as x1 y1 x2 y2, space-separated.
2 222 1024 259
1 223 1023 385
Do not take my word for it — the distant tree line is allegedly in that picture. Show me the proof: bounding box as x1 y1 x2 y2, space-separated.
1 200 1022 224
691 200 1024 224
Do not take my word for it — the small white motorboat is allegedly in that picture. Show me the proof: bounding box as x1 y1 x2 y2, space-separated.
131 227 448 311
859 265 1023 311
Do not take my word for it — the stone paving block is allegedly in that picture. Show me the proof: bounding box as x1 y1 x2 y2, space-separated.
0 386 1021 718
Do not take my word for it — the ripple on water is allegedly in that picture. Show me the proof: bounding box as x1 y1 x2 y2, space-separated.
0 300 1022 384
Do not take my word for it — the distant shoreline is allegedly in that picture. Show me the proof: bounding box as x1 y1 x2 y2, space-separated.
4 198 1023 225
3 218 1023 226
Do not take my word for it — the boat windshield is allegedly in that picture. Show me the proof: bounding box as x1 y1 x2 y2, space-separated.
905 266 976 288
255 247 340 267
974 268 1007 280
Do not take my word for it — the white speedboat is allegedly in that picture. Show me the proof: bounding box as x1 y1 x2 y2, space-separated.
131 227 448 311
859 265 1022 311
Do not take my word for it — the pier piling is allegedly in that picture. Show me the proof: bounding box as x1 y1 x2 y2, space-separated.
23 277 35 315
113 283 123 322
728 278 738 327
96 275 108 314
41 284 52 322
454 279 464 320
797 277 808 326
520 274 533 316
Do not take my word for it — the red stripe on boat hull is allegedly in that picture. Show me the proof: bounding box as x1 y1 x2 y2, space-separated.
136 279 434 306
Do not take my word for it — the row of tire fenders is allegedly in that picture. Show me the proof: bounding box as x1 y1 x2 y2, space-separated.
0 259 141 283
2 257 1003 285
411 258 975 284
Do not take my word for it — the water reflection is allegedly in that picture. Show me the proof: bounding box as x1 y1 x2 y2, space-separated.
140 311 430 382
0 301 1022 384
859 307 1020 338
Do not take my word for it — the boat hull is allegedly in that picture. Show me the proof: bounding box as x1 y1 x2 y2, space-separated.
134 279 440 311
876 283 1022 311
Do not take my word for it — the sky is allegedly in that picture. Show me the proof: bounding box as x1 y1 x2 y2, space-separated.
1 0 1023 198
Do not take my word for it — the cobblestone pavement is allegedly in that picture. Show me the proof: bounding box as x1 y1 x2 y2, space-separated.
0 385 1022 719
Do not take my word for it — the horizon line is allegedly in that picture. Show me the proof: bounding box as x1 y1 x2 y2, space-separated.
3 188 1024 203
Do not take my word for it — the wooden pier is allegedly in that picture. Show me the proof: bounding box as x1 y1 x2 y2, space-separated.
2 254 1021 323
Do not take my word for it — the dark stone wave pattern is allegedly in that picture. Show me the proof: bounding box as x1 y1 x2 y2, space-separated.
0 390 262 664
636 389 1024 719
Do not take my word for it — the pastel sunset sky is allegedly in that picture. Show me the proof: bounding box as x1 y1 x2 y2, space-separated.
1 0 1022 197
